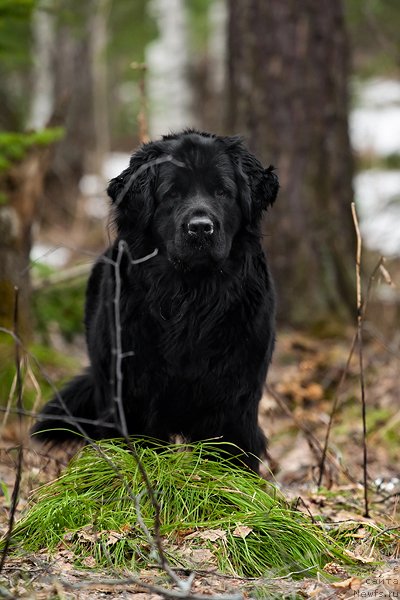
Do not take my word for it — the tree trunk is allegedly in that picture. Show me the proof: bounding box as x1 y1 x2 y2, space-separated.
27 6 55 131
146 0 195 138
41 0 109 227
227 0 356 328
87 0 110 176
0 149 50 339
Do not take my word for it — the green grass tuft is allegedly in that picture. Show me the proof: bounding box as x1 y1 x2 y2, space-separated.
4 440 349 576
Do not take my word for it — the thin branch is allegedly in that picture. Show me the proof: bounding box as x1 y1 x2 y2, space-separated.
108 241 188 589
112 240 129 438
351 202 369 518
0 288 24 573
0 406 116 429
317 255 392 487
266 384 356 484
317 331 357 487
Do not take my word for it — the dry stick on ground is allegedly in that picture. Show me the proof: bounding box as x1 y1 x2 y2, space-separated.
351 202 369 518
0 289 24 573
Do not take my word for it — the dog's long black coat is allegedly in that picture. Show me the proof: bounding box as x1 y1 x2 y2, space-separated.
32 131 279 472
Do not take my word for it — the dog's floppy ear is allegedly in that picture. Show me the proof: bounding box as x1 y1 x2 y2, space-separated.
225 136 279 224
107 142 163 233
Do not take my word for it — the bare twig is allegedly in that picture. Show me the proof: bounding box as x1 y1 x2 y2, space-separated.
318 255 392 487
112 241 129 438
266 384 356 484
107 241 190 590
351 202 369 518
0 405 116 429
317 331 357 487
0 288 24 573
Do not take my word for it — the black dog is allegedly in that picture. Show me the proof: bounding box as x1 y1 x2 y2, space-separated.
32 130 279 472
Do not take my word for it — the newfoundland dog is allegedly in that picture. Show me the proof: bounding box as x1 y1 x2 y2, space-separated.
32 130 279 472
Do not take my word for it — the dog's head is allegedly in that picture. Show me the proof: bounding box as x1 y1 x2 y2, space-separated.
107 130 279 270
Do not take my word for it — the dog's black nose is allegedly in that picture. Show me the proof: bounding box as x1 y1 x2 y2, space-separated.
187 216 214 236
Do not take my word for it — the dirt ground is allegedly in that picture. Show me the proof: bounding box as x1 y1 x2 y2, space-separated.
0 328 399 599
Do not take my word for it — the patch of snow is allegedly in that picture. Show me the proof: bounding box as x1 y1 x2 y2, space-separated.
31 243 71 268
102 152 131 181
351 79 400 256
354 170 400 217
350 106 400 155
350 78 400 156
354 170 400 256
354 78 400 108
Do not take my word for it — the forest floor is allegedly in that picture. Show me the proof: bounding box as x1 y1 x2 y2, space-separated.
0 325 399 599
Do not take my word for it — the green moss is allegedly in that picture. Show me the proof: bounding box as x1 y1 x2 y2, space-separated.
0 128 64 172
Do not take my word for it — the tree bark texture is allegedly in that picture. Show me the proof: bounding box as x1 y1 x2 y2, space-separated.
41 0 109 227
0 149 50 339
227 0 356 327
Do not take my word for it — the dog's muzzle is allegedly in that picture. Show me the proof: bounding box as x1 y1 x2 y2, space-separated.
187 216 214 238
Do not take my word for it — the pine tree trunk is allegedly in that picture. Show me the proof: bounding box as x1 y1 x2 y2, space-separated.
227 0 356 328
0 149 50 339
41 0 108 227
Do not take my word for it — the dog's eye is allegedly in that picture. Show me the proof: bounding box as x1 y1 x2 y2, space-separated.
166 187 180 200
215 187 229 199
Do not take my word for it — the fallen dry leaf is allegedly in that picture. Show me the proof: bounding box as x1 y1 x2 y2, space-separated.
307 586 325 598
331 577 361 590
185 529 227 542
82 556 96 568
102 530 125 545
344 549 375 563
189 548 215 564
232 525 252 538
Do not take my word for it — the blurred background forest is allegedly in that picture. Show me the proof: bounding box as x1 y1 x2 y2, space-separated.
0 0 399 466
